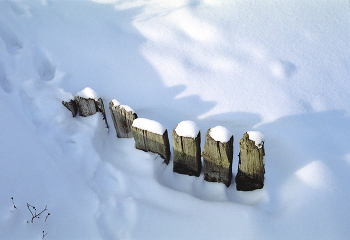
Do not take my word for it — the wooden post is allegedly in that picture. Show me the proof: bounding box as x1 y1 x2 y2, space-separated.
235 132 265 191
109 99 137 138
74 96 97 117
95 97 109 128
202 127 233 187
131 118 171 164
73 88 108 127
62 99 77 117
172 121 201 177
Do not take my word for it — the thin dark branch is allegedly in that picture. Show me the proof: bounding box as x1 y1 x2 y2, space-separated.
11 197 17 209
27 204 48 223
45 213 50 222
27 203 35 218
37 205 48 217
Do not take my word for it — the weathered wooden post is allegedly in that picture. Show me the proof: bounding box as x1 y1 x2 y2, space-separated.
235 131 265 191
74 88 98 117
172 121 201 177
62 95 77 117
95 97 109 128
109 99 137 138
202 126 233 187
131 118 171 164
74 87 108 127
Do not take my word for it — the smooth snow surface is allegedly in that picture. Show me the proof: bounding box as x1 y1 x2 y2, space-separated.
247 131 264 148
76 87 100 100
132 118 166 134
175 120 199 138
1 0 350 239
209 126 232 143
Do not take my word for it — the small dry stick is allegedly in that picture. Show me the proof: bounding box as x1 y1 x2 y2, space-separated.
27 203 48 223
45 213 50 222
11 197 17 209
42 231 47 239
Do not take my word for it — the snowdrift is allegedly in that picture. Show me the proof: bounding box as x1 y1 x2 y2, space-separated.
1 0 350 239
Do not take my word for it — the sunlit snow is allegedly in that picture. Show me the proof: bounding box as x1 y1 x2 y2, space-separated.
76 87 100 100
1 0 350 239
175 120 200 138
132 118 166 134
209 126 232 143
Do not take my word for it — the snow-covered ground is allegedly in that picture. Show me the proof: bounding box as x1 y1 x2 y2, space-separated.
1 0 350 239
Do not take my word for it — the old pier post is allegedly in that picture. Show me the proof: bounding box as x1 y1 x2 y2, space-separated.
109 99 137 138
235 131 265 191
172 121 201 177
131 118 171 164
95 97 109 128
202 126 233 187
74 87 108 127
62 94 78 117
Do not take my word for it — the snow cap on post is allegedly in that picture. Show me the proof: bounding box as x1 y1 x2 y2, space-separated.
175 120 200 138
247 131 264 148
209 126 232 143
132 118 166 135
76 87 100 100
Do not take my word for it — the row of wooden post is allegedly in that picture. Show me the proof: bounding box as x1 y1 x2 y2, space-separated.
63 93 265 191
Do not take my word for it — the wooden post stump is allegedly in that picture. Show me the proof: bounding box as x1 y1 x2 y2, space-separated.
235 131 265 191
202 126 233 187
172 121 201 177
74 96 97 117
96 98 109 128
131 118 171 164
109 99 137 138
62 98 77 117
74 87 108 127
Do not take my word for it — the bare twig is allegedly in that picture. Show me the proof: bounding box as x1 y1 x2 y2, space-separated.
27 203 48 223
27 203 35 219
42 231 47 239
11 197 17 209
36 205 48 219
45 213 50 222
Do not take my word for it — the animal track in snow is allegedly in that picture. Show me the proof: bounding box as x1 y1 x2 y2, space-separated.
0 62 13 93
32 47 56 81
0 22 23 55
4 0 26 15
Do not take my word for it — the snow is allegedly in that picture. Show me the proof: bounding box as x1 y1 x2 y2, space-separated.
209 126 232 143
175 120 199 138
1 0 350 239
61 90 75 102
120 105 134 113
132 118 166 135
111 98 134 113
247 131 264 148
76 87 100 100
110 98 121 106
